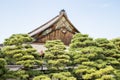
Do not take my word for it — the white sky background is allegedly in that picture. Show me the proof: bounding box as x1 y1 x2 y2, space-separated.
0 0 120 43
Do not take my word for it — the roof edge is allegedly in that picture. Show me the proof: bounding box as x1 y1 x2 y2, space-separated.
28 15 59 34
28 10 80 36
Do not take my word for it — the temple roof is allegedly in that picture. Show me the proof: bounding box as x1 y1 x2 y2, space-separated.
28 10 79 36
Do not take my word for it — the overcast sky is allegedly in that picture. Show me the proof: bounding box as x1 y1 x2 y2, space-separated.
0 0 120 43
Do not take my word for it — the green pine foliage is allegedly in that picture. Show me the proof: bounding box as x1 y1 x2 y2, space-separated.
50 72 76 80
44 40 70 71
0 58 8 80
0 49 8 80
111 38 120 79
1 33 120 80
33 40 76 80
2 34 43 80
33 72 76 80
4 34 33 45
33 75 51 80
14 70 29 80
111 38 120 51
95 38 120 79
69 33 115 80
2 34 43 68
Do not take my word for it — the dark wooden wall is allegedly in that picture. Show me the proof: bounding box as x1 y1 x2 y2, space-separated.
34 27 74 45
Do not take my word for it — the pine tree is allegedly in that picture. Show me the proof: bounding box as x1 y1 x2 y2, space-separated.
2 34 42 68
33 40 76 80
44 40 70 71
69 33 115 80
0 48 8 80
95 38 120 79
2 34 43 79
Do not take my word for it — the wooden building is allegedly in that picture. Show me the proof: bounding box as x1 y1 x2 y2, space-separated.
29 10 80 45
